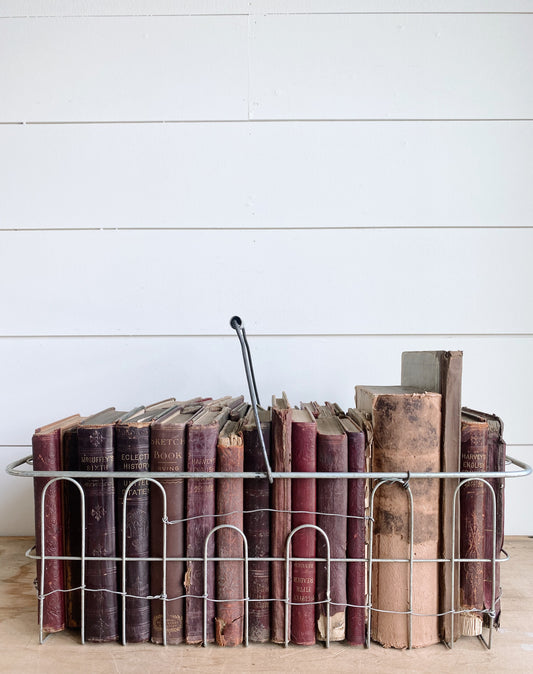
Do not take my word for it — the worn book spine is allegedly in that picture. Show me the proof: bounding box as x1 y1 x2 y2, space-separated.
345 426 366 646
290 415 317 646
356 387 441 649
150 423 186 644
243 416 271 642
78 424 119 642
316 423 348 642
62 426 82 629
32 429 66 634
185 423 218 644
270 400 292 644
459 417 489 637
215 424 244 647
115 424 150 643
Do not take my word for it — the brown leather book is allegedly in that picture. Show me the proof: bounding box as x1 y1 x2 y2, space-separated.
459 413 489 636
78 408 124 642
290 408 317 646
185 406 230 644
32 414 82 634
316 416 348 642
242 407 271 643
150 405 198 645
402 350 463 643
462 407 506 628
215 420 245 646
270 393 292 644
356 386 441 649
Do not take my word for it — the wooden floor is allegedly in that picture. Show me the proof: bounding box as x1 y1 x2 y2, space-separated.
1 536 532 673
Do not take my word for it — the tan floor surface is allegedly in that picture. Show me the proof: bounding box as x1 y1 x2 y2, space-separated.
1 536 532 673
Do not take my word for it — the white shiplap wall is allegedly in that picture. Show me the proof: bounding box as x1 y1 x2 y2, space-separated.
1 0 531 535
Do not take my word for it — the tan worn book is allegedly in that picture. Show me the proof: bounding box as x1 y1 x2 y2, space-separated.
356 385 441 649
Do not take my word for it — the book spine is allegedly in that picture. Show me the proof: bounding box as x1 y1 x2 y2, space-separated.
316 432 348 642
290 420 317 646
484 431 505 627
345 428 366 646
62 427 82 629
78 425 119 642
243 423 271 643
185 423 218 644
215 430 244 646
460 419 489 636
270 406 292 644
115 425 150 643
32 430 66 633
150 423 186 644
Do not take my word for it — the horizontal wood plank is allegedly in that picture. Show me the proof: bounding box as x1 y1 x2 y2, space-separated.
1 122 532 229
1 228 532 336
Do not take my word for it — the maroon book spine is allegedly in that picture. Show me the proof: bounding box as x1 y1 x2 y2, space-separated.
460 418 489 636
150 423 187 644
115 424 150 643
215 424 244 646
78 424 119 642
345 426 366 646
185 423 218 644
290 414 317 645
316 421 348 642
243 416 271 642
62 427 82 629
32 429 66 633
270 400 292 644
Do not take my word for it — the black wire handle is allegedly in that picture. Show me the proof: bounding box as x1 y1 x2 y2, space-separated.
230 316 273 483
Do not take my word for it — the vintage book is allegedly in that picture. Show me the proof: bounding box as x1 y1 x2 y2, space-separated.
462 407 506 627
242 407 272 643
401 350 463 643
115 407 152 643
185 406 230 644
459 413 489 636
215 420 245 647
32 413 82 634
356 386 441 648
270 393 293 644
150 405 197 645
316 416 348 642
78 408 124 642
339 415 366 646
290 408 317 646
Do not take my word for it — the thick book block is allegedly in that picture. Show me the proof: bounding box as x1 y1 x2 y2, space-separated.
356 386 441 649
216 421 245 647
242 407 271 643
290 408 317 646
316 416 348 642
32 414 81 634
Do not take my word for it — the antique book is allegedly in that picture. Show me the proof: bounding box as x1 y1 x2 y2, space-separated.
290 408 317 646
462 407 506 627
270 393 293 644
316 416 348 642
185 406 230 644
459 413 489 636
32 413 82 634
78 408 125 642
401 350 463 643
150 405 197 645
115 407 152 643
215 420 245 647
356 386 441 648
339 415 366 646
242 406 272 643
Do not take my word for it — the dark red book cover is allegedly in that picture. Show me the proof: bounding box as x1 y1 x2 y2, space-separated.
185 407 229 644
290 409 317 646
115 420 151 643
270 393 292 644
215 421 244 646
242 407 271 643
316 417 348 642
